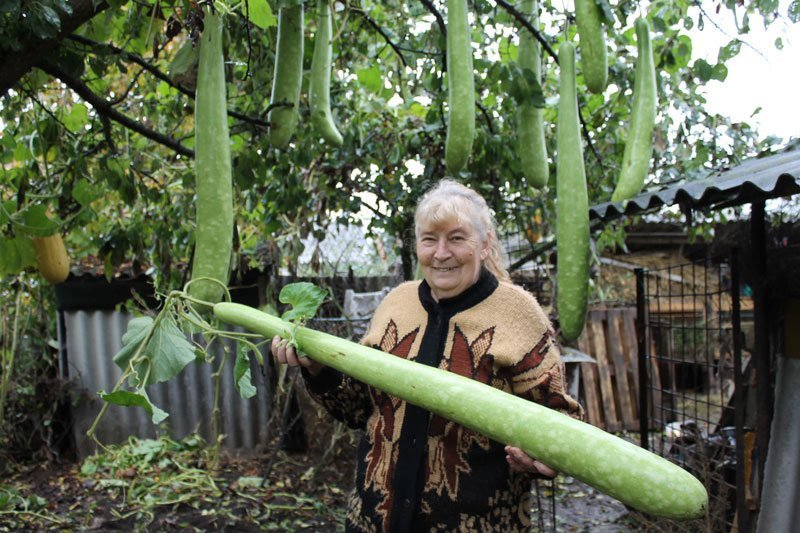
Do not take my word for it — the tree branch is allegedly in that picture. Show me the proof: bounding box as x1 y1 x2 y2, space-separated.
0 0 113 95
418 0 446 37
494 0 558 63
67 35 271 130
38 61 195 159
352 10 408 67
475 101 495 135
418 0 447 71
495 0 603 166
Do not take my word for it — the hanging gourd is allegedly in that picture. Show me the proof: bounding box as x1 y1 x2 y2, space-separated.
575 0 608 94
33 233 70 284
556 40 589 341
611 17 657 202
444 0 475 174
310 0 343 147
517 0 549 189
188 6 233 304
268 3 304 148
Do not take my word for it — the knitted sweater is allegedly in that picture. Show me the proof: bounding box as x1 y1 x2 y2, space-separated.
303 269 583 532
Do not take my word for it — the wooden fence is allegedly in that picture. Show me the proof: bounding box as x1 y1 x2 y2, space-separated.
576 307 661 432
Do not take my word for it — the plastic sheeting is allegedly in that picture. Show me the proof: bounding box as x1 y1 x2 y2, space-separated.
590 148 800 222
756 357 800 533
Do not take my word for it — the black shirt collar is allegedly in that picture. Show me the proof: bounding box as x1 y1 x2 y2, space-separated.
418 267 499 316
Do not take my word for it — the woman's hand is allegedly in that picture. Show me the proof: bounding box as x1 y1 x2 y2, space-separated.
504 445 558 478
271 335 325 376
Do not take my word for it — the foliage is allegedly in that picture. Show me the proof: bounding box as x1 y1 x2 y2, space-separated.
0 273 71 470
90 281 325 442
0 433 350 529
1 0 796 288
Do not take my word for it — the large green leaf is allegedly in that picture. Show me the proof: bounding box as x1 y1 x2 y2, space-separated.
113 316 196 387
0 237 37 275
356 66 383 94
244 0 276 29
21 205 59 237
279 282 328 323
99 390 169 424
234 344 257 399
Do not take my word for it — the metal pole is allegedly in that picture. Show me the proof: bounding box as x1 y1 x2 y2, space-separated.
635 268 649 450
731 248 751 532
751 200 772 507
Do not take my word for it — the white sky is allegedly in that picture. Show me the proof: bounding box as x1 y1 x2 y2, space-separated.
689 1 799 142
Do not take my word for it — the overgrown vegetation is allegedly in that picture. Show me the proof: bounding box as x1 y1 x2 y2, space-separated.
0 273 73 472
0 432 351 531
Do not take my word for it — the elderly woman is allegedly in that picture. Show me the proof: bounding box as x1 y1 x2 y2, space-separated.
272 179 583 532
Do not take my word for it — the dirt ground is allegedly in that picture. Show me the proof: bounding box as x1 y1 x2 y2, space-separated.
0 432 646 532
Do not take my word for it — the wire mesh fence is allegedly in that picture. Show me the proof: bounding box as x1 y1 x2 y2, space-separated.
637 257 746 532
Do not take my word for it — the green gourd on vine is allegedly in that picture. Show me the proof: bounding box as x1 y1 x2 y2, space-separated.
188 7 233 304
555 40 589 341
575 0 608 94
516 0 548 190
310 0 343 147
268 4 304 148
444 0 475 174
611 17 657 202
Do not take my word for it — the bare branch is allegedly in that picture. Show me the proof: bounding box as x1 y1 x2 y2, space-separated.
494 0 558 62
67 35 271 130
39 61 195 159
418 0 446 37
352 10 408 67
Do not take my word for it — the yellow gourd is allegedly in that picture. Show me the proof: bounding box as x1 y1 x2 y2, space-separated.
33 234 70 284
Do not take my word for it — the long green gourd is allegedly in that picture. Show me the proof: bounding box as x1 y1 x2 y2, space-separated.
517 0 548 190
574 0 608 93
555 41 589 341
444 0 475 174
611 17 657 202
214 301 708 519
310 0 343 147
188 7 233 304
268 4 304 148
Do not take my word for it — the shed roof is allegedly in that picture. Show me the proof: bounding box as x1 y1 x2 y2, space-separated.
590 147 800 223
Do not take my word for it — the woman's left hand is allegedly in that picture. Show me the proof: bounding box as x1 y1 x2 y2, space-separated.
504 445 558 478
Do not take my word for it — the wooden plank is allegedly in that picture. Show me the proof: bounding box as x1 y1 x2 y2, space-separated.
577 332 603 429
588 311 621 432
606 309 636 430
649 335 663 428
620 308 640 418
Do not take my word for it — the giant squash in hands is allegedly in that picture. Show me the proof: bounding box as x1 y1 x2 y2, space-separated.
214 301 709 519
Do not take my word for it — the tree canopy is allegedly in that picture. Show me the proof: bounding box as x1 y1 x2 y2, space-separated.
1 0 797 287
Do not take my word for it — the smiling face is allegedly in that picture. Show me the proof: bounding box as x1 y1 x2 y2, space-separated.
416 217 490 301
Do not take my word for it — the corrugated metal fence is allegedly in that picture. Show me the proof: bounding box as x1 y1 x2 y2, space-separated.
62 309 271 458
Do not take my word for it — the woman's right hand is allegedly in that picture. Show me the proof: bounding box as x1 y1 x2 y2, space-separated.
271 335 325 376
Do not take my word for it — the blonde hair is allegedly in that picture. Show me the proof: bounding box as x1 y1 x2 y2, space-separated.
414 179 510 282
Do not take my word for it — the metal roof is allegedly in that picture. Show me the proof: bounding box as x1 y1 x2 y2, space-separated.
590 147 800 223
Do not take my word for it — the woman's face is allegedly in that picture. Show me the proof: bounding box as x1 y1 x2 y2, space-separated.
416 217 489 301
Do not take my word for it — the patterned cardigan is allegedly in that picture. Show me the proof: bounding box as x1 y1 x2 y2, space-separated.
303 269 584 532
